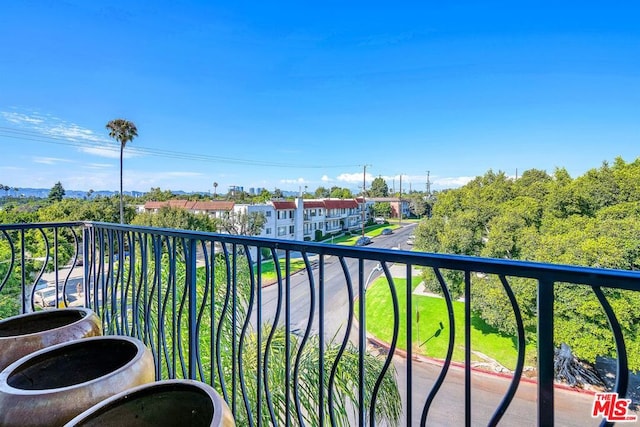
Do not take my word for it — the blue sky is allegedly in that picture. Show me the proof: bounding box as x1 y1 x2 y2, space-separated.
1 1 638 194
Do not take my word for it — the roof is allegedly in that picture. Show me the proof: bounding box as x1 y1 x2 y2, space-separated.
144 200 234 211
303 201 325 209
323 199 359 209
271 201 297 210
192 201 235 211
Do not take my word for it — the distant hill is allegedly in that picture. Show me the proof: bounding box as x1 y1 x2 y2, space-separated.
7 188 300 200
9 188 134 199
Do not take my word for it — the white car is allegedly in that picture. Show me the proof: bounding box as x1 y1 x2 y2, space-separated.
34 286 82 309
34 286 58 309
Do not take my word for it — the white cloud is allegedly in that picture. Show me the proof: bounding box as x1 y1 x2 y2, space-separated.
336 172 374 184
78 146 122 159
83 163 113 169
45 123 105 143
1 109 135 160
33 157 72 165
1 112 45 125
280 177 307 185
434 176 474 188
321 175 332 182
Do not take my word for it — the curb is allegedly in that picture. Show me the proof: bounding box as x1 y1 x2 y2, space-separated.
366 334 598 397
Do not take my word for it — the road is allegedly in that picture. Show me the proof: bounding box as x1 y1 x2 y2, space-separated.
258 223 601 425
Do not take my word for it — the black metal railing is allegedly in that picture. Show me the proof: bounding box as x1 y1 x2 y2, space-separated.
1 221 640 426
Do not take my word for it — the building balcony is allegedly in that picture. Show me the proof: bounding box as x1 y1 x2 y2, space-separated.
0 221 639 425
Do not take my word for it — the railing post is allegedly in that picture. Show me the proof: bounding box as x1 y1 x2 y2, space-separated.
82 225 90 307
358 259 366 426
20 229 26 314
187 237 198 380
537 278 554 426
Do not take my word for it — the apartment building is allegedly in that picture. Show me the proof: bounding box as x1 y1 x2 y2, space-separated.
142 197 367 242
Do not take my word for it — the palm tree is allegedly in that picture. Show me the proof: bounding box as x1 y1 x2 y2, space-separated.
106 119 138 224
213 182 218 198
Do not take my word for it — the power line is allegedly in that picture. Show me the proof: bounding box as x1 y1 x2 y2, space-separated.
0 126 359 169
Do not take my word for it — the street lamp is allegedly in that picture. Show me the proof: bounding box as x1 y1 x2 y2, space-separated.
365 263 383 292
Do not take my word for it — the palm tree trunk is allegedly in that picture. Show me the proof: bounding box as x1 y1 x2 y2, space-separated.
120 144 124 224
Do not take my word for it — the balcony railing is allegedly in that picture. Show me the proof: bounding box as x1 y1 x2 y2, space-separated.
1 221 640 425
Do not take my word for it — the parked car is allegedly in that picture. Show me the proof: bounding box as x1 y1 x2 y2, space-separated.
374 217 386 224
34 286 81 309
34 286 58 309
381 228 393 236
406 235 415 245
355 236 372 246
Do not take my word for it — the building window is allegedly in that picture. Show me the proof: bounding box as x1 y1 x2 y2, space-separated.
266 211 271 217
289 225 295 234
277 226 287 236
265 228 272 235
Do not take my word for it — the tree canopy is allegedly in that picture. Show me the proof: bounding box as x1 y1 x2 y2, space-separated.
369 176 389 197
48 182 66 203
413 157 640 369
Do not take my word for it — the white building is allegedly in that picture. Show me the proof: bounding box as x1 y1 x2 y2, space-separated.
142 197 368 242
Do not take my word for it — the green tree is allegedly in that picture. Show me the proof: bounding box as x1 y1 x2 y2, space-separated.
329 186 353 198
373 202 391 218
106 118 138 224
416 161 640 369
369 176 389 197
39 197 124 223
132 206 218 232
48 182 66 203
314 186 330 198
407 193 428 218
143 187 174 202
254 188 272 203
218 211 266 236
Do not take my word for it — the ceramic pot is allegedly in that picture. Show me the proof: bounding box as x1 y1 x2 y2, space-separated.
65 379 235 427
0 335 155 427
0 307 102 371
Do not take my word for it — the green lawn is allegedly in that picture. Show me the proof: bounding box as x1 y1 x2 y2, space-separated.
363 277 535 370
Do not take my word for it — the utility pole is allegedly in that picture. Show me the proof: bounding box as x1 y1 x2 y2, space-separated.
398 174 402 225
361 165 369 237
426 170 431 196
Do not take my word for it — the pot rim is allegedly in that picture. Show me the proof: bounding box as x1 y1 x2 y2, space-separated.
63 379 227 427
0 307 97 339
0 335 152 395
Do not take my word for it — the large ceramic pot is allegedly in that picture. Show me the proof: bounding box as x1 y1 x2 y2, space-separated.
65 379 235 427
0 307 102 371
0 335 155 427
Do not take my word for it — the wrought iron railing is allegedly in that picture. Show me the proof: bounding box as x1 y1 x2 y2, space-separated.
1 221 640 426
